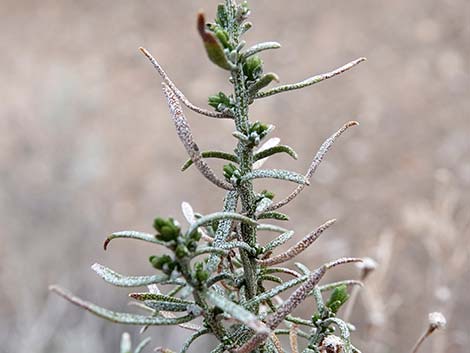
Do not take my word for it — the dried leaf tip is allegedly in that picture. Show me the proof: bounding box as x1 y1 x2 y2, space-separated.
197 11 212 42
346 120 360 127
139 46 151 57
326 257 364 270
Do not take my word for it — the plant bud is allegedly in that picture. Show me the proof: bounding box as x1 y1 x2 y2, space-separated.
175 244 189 258
198 12 232 70
243 55 263 81
326 284 350 314
149 255 175 274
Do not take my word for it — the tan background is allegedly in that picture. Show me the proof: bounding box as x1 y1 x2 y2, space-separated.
1 0 469 352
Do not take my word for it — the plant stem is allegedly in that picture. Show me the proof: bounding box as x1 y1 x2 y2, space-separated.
223 0 259 304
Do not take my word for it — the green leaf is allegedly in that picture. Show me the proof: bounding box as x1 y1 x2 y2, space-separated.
181 151 238 171
255 57 366 99
187 212 257 236
50 286 196 325
243 55 263 81
257 211 289 221
326 284 350 314
104 231 168 250
254 145 298 162
149 255 176 274
255 197 273 213
197 12 233 70
264 230 294 252
205 290 270 334
208 91 234 112
91 263 181 287
242 41 281 59
129 292 193 304
129 292 196 311
261 274 283 284
153 218 181 242
214 241 257 255
242 169 308 185
245 275 308 308
207 191 238 271
181 328 210 353
247 73 279 96
257 223 288 233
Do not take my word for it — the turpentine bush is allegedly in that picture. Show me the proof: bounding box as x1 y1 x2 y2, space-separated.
50 1 446 352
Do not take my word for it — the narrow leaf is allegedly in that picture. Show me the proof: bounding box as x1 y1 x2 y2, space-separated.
255 57 366 99
188 212 257 236
181 328 210 353
265 121 358 212
254 145 298 162
257 224 288 234
197 12 234 70
242 169 308 185
266 266 327 329
258 212 289 221
207 191 238 271
253 137 280 169
162 83 234 190
255 197 273 213
104 231 167 250
205 290 270 334
264 230 295 253
247 73 280 96
139 47 231 119
215 241 257 255
242 41 281 59
181 151 239 171
49 286 196 325
91 263 180 287
258 219 336 266
129 293 193 305
245 276 308 308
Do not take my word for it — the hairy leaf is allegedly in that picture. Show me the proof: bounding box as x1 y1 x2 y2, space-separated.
205 290 270 334
50 286 196 325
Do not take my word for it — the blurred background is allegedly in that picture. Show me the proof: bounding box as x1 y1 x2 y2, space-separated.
1 0 469 352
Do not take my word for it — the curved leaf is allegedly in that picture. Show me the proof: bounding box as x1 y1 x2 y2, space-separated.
254 145 298 162
91 263 182 287
181 151 238 171
104 231 167 250
242 41 281 59
188 212 257 236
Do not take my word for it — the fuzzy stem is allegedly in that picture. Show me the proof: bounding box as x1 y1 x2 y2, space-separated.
227 8 259 303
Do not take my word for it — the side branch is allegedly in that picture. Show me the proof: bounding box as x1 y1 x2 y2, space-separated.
140 47 232 119
264 121 358 212
258 219 336 266
162 83 234 190
255 57 366 99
